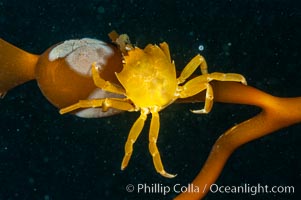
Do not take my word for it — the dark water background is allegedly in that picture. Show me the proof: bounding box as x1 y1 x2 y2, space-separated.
0 0 300 199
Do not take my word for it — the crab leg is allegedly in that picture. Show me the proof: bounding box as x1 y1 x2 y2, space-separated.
179 76 214 114
149 110 176 178
59 98 134 114
121 109 147 170
91 62 125 95
206 72 247 85
190 83 213 114
177 54 208 84
178 71 246 114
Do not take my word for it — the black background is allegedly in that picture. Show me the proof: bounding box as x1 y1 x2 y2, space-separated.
0 0 300 199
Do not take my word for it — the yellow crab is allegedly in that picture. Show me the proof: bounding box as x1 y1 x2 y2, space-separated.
60 42 246 178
